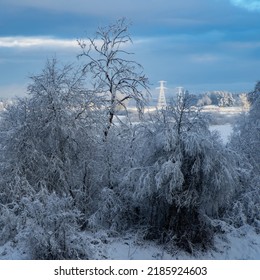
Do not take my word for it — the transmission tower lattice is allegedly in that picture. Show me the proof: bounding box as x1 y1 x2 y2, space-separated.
157 80 167 109
176 86 184 96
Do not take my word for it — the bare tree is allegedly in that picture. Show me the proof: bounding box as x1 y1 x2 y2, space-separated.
77 18 150 138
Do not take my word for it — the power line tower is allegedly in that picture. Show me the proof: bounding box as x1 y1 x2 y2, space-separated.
176 86 184 96
157 80 167 109
176 86 185 103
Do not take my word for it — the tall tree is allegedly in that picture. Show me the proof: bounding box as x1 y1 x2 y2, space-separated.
77 18 150 138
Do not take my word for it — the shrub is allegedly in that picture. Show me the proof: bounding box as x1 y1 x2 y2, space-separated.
18 192 91 260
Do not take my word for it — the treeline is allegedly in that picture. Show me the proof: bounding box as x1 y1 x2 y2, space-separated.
189 91 245 107
0 19 259 259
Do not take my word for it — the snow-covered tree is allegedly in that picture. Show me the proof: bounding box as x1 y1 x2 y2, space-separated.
231 83 260 174
0 59 110 253
240 93 250 111
205 91 235 107
197 94 212 106
121 91 247 251
0 59 103 213
248 81 260 105
77 18 150 192
228 84 260 232
218 91 235 107
78 18 150 138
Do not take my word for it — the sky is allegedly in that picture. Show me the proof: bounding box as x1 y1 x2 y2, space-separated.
0 0 260 98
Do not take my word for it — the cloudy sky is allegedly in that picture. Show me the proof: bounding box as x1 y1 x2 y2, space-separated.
0 0 260 98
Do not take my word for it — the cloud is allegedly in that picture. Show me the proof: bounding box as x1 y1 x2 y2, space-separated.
0 36 78 49
0 0 231 26
230 0 260 11
1 0 259 40
1 0 209 14
190 54 220 63
1 0 259 95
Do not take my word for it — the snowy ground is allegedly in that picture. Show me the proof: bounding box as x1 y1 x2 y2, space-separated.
104 226 260 260
1 225 260 260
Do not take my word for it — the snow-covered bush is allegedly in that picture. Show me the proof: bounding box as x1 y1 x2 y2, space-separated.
225 175 260 232
0 203 19 245
18 192 91 260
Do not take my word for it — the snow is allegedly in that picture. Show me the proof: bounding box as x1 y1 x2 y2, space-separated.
0 241 27 260
106 239 172 260
1 226 260 260
104 226 260 260
210 226 260 260
209 124 233 144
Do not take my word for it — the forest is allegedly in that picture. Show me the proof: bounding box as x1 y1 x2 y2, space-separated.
0 19 259 259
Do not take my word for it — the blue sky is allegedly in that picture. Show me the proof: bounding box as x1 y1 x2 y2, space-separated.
0 0 260 98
